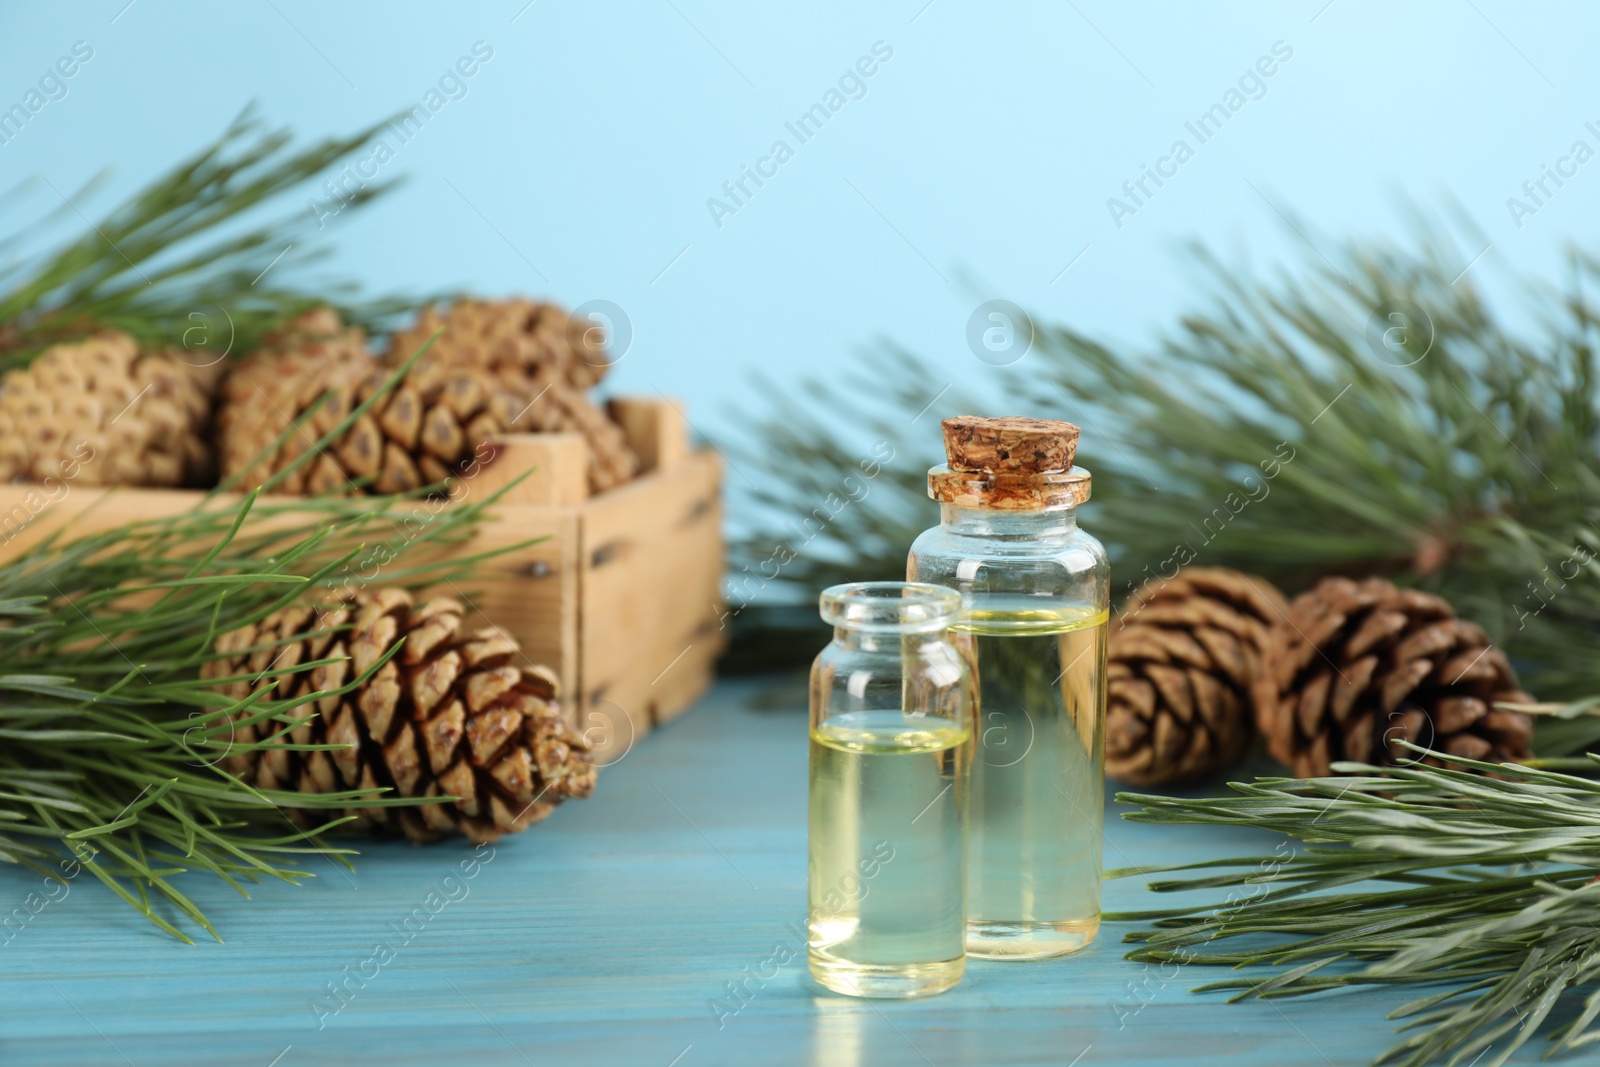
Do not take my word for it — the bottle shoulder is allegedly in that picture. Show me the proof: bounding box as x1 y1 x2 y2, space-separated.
810 635 972 726
907 521 1108 604
908 522 1106 565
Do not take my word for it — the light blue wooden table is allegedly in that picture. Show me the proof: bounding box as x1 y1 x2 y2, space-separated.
0 678 1547 1066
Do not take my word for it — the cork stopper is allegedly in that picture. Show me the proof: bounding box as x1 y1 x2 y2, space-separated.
930 415 1090 511
941 416 1080 473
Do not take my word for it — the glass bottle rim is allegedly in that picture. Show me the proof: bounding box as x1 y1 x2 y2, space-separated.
818 581 960 633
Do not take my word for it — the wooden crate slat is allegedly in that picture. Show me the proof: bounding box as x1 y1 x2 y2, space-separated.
472 433 588 506
608 396 690 475
576 450 722 761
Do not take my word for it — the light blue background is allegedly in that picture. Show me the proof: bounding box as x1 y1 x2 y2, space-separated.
3 1 1596 452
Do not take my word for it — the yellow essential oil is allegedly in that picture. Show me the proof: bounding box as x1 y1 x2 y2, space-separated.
950 602 1108 959
807 710 970 998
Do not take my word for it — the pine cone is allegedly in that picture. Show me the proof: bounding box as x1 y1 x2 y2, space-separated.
1107 568 1287 786
0 331 215 487
203 588 596 843
1254 576 1534 777
388 297 612 390
217 310 532 495
386 299 638 493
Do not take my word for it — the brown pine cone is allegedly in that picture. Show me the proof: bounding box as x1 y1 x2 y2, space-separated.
217 309 532 495
203 588 596 843
1253 576 1534 777
0 331 215 487
1107 568 1287 786
388 297 612 390
386 299 638 493
531 375 639 492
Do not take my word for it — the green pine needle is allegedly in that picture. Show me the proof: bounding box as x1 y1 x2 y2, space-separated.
1111 751 1600 1067
0 358 542 939
0 104 423 366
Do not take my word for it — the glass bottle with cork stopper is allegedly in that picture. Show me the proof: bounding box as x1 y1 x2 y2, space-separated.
906 415 1109 960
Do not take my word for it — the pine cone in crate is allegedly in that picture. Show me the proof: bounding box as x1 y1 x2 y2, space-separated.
388 297 612 390
220 307 370 418
217 310 533 495
0 331 214 486
1254 576 1534 777
1107 568 1287 786
386 299 638 493
203 588 596 843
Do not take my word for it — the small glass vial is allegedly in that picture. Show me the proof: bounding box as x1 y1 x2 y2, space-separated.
807 581 973 998
907 416 1109 960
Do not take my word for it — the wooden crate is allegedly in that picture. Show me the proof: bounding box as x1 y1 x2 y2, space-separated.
0 395 725 764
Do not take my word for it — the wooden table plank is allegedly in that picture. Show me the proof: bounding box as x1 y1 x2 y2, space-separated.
0 679 1544 1066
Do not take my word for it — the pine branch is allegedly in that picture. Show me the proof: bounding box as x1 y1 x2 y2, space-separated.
1110 750 1600 1066
726 213 1600 711
0 104 422 367
0 357 538 939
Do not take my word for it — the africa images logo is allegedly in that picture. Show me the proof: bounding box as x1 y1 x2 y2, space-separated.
706 41 895 229
1105 40 1294 229
0 40 94 146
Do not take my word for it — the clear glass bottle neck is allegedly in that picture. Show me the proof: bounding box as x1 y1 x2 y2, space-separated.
938 503 1078 538
831 628 946 652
